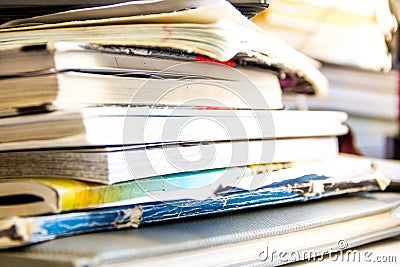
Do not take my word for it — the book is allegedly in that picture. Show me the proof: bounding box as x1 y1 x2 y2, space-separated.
0 41 297 113
0 107 348 150
0 163 276 218
304 65 399 120
0 192 398 257
0 0 219 27
0 136 339 184
344 116 399 158
0 155 385 218
282 64 399 158
0 205 143 251
0 0 139 25
0 0 328 99
0 0 270 24
142 194 400 267
0 67 284 113
0 42 240 77
251 0 398 72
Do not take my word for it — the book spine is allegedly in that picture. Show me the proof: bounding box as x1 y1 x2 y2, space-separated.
0 176 384 249
140 178 384 224
141 186 302 224
0 206 142 248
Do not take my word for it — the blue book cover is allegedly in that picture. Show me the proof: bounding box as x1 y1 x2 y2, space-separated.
0 160 389 249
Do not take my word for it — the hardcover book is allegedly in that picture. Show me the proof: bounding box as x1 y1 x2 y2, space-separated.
0 166 392 249
0 192 398 263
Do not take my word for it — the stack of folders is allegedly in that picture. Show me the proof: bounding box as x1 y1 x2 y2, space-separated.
0 0 398 261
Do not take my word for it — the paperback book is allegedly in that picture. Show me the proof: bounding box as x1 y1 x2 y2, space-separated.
0 137 339 184
0 107 348 150
0 0 328 107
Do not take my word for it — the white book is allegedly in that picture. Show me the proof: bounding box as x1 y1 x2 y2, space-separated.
0 0 328 106
0 107 348 151
0 136 339 184
0 65 284 112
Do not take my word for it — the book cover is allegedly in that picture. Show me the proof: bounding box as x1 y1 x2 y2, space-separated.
0 155 391 249
0 163 277 217
0 155 383 217
0 205 142 250
2 194 400 266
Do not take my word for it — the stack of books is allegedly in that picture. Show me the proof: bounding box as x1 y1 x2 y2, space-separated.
307 66 399 158
284 65 399 158
252 0 398 72
252 0 400 159
0 0 396 257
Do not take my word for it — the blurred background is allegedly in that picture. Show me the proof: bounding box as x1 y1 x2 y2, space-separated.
251 0 400 159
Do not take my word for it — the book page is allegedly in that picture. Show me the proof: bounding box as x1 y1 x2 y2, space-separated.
0 0 256 32
0 0 221 28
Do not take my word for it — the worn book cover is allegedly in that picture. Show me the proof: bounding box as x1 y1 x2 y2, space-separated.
0 155 392 249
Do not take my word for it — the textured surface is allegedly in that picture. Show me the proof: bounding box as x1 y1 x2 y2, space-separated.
0 193 399 267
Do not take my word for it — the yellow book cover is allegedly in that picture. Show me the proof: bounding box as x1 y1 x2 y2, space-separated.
0 163 286 218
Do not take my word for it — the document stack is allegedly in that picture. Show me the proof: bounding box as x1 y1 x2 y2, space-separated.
253 0 400 158
0 0 395 256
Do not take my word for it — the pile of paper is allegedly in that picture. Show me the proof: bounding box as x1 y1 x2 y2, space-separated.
0 0 395 254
